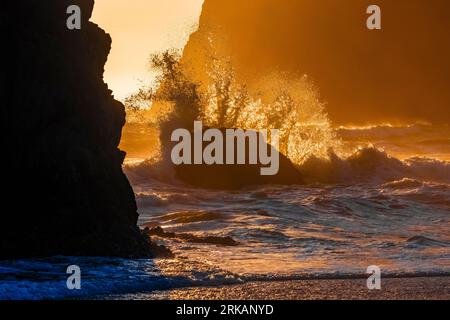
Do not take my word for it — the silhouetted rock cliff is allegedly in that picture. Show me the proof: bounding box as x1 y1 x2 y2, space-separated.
0 0 152 258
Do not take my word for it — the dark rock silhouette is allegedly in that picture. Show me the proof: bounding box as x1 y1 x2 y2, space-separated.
145 227 239 247
0 0 152 258
176 155 303 189
174 129 303 189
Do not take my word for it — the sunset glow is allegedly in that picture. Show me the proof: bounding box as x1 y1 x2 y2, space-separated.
92 0 204 100
3 0 450 302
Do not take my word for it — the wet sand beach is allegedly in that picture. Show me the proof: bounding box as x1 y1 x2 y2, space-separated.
126 277 450 300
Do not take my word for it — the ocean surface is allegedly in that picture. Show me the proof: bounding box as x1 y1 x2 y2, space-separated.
1 147 449 300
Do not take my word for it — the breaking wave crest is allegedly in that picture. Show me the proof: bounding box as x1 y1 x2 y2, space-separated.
297 147 450 184
125 146 450 186
126 49 341 167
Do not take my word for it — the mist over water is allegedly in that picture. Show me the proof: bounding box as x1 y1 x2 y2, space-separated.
127 40 343 166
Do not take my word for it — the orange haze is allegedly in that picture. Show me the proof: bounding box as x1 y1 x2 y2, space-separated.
183 0 450 126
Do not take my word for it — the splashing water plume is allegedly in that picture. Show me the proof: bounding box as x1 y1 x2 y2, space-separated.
126 46 343 166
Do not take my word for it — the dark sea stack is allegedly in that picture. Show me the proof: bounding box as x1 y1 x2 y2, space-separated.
176 154 302 189
174 129 303 189
0 0 151 258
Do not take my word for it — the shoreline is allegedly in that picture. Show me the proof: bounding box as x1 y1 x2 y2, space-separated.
101 276 450 300
140 276 450 300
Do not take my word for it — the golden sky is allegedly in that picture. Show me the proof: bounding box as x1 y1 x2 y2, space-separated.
92 0 204 100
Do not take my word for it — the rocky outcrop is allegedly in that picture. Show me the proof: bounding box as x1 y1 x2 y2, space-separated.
145 227 239 247
0 0 151 258
174 129 303 189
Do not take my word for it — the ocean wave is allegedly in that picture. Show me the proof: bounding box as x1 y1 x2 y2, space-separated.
383 178 425 189
125 146 450 188
0 257 243 300
338 123 450 143
298 147 450 184
136 193 169 207
157 211 225 224
405 236 450 248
